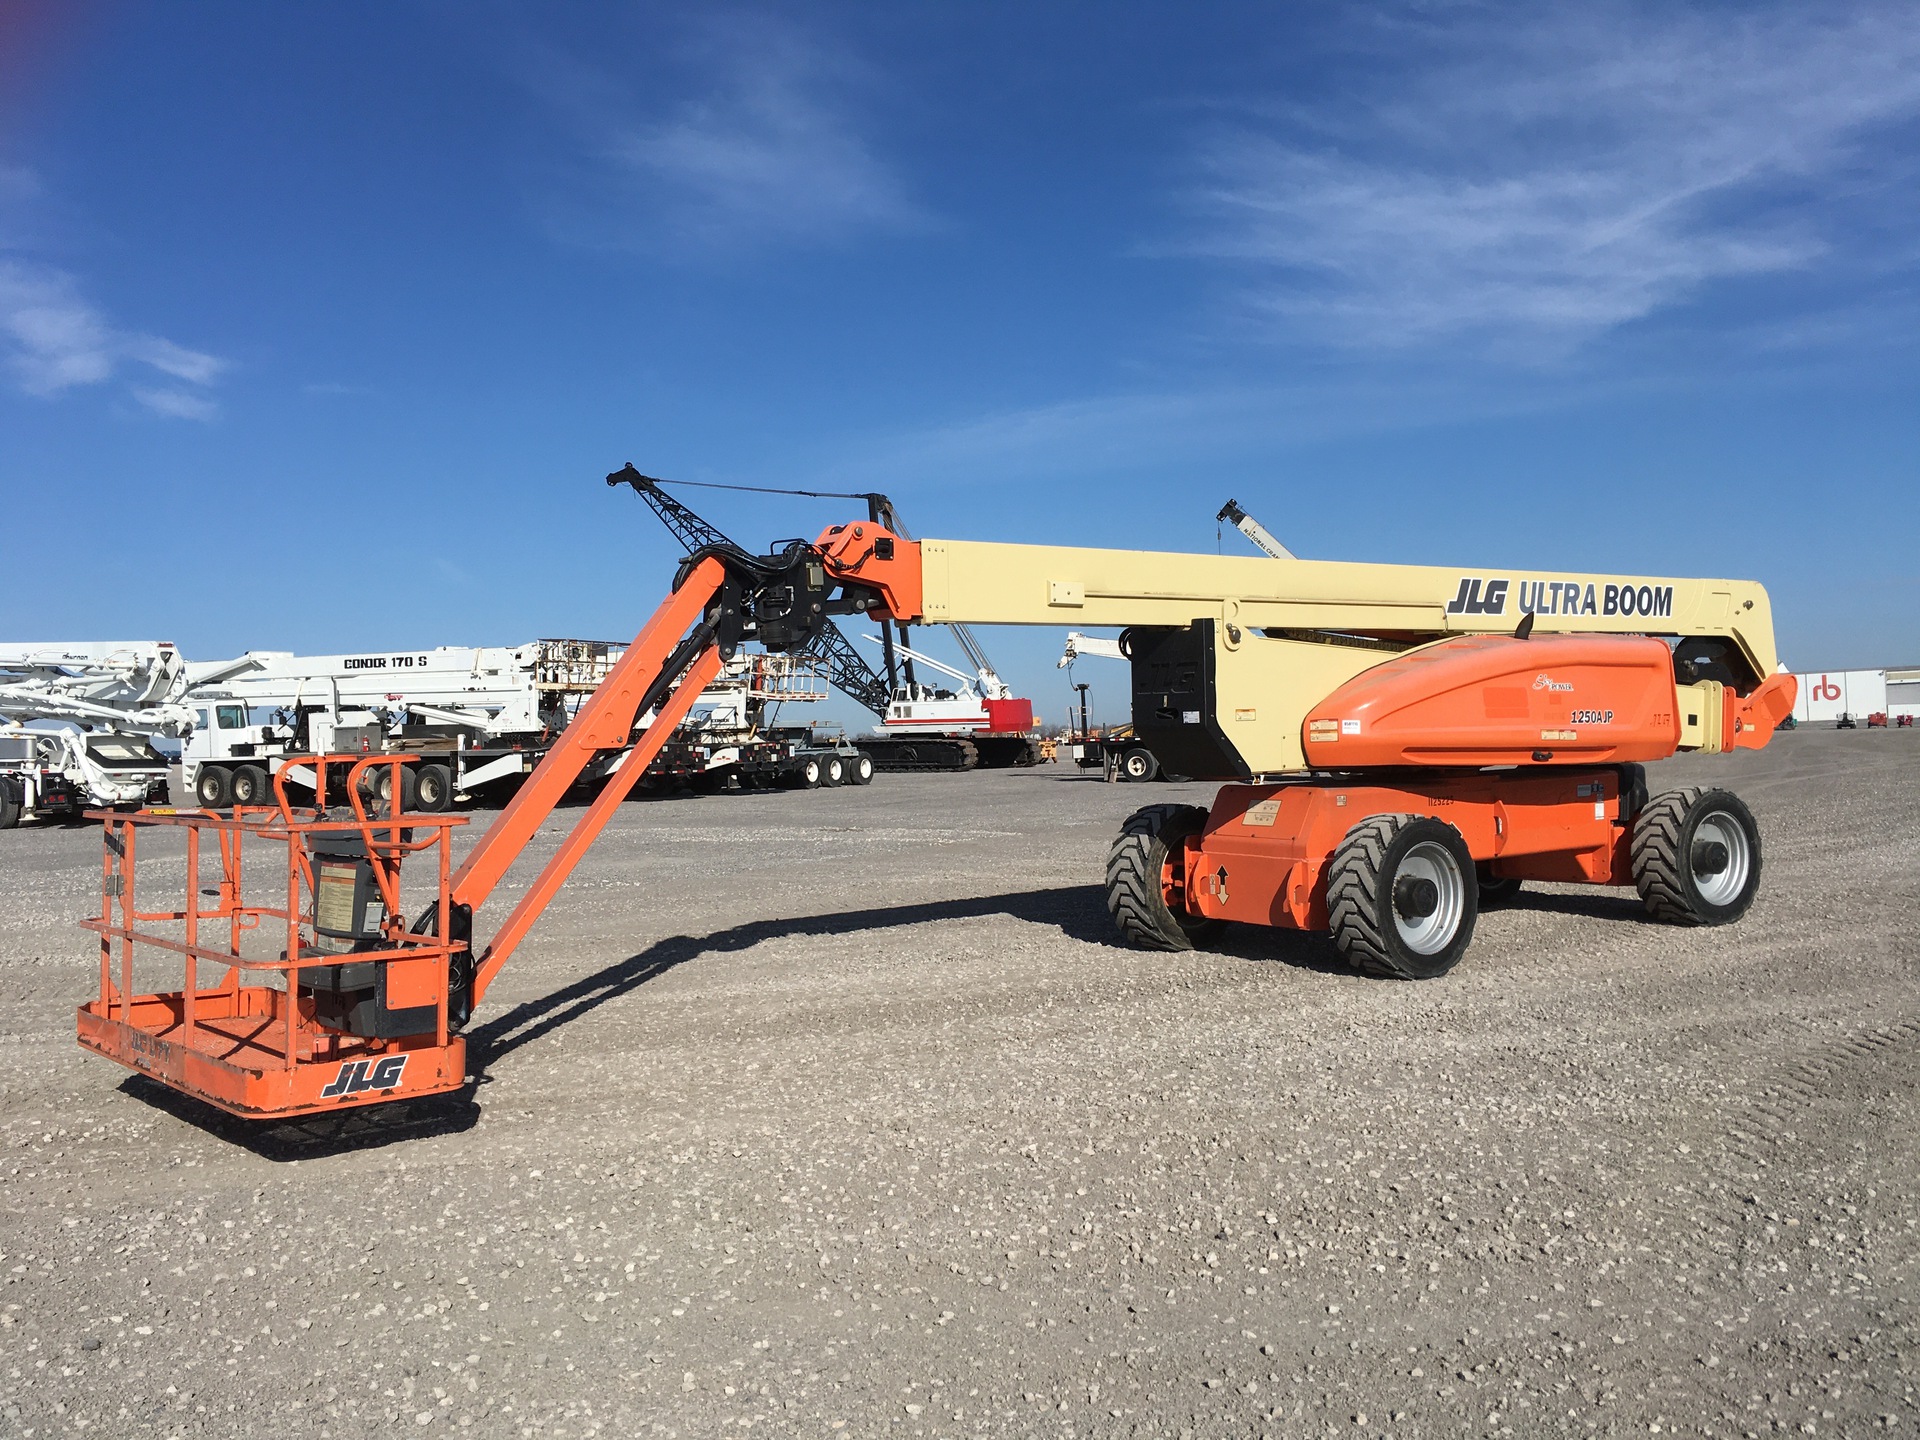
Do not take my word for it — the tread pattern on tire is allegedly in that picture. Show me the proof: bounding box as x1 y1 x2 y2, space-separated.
1326 813 1420 978
1631 786 1707 924
1106 803 1212 951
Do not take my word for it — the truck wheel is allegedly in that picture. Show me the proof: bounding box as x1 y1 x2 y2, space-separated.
194 766 234 809
412 764 452 813
371 766 420 813
0 781 19 830
1631 788 1761 926
795 757 822 789
848 753 874 786
1119 748 1159 782
821 754 845 787
1328 814 1478 980
230 764 270 807
1106 803 1222 951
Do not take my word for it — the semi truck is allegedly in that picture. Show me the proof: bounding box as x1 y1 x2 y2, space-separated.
641 651 874 791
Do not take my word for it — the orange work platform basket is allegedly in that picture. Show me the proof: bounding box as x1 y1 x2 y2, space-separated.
76 755 470 1119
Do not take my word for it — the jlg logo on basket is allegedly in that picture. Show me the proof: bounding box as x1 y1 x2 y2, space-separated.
319 1055 408 1099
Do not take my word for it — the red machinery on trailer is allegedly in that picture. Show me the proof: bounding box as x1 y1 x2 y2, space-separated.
76 469 1796 1120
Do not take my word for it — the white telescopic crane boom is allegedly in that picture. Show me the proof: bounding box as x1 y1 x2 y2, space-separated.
1056 632 1126 667
1216 499 1295 561
860 634 1009 699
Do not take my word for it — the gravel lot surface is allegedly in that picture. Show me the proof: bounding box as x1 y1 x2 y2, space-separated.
1 727 1916 1439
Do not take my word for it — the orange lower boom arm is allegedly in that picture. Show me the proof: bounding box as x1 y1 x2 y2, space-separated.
448 557 728 1009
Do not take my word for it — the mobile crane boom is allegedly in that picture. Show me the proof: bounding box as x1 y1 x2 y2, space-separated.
1217 498 1295 560
76 470 1795 1120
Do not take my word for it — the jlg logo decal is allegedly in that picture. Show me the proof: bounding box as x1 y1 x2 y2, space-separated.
318 1054 408 1099
1444 577 1509 615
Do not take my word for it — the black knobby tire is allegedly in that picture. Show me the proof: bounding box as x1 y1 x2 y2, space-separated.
372 766 420 814
1630 787 1762 926
848 753 874 786
0 780 20 830
230 764 270 807
194 766 234 809
1119 748 1159 783
1328 814 1478 980
413 763 452 813
1106 803 1222 951
821 755 845 788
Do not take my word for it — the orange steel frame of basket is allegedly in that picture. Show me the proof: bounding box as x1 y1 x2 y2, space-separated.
76 556 737 1121
75 755 470 1118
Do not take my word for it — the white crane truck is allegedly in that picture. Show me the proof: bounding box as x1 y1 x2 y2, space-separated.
180 640 626 810
0 642 258 827
183 640 870 809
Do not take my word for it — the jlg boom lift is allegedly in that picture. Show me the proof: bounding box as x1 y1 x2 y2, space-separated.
77 465 1796 1119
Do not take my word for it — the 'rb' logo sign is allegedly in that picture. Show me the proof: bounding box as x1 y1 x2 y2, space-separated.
1811 675 1841 703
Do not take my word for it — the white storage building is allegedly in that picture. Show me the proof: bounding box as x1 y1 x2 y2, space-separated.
1790 666 1920 723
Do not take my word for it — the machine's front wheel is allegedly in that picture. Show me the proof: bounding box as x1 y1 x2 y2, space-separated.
1106 803 1221 951
1631 788 1761 926
1328 814 1478 980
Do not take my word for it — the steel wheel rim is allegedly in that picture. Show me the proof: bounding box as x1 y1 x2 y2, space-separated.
1691 813 1750 906
1394 840 1465 955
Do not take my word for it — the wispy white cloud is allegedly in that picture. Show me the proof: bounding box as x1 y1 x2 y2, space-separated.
129 386 219 421
825 372 1590 492
1169 4 1920 354
526 15 928 252
0 256 225 418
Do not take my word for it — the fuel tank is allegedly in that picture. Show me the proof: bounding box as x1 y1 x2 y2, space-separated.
1301 634 1679 768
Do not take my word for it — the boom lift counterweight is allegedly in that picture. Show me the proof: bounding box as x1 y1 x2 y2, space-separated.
76 470 1797 1120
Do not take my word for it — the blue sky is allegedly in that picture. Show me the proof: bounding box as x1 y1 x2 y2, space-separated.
2 2 1916 728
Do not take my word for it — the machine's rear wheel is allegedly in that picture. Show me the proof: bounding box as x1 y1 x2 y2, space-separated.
1631 787 1761 926
848 753 874 786
230 764 270 807
821 754 845 787
795 756 823 789
194 766 234 809
412 763 452 813
1119 748 1159 782
1476 863 1523 908
1106 803 1221 951
1328 814 1478 980
0 781 19 830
